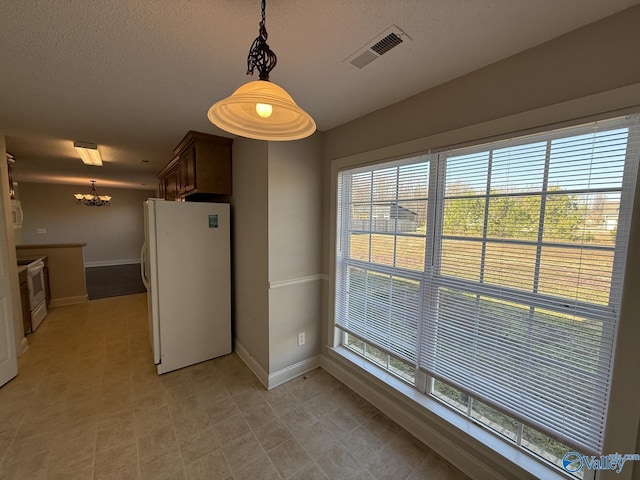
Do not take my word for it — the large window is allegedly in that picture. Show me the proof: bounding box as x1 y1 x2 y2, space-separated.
334 116 639 476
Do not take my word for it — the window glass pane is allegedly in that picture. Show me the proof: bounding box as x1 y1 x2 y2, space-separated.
538 247 614 304
440 239 482 280
444 152 489 195
471 398 519 442
522 425 581 477
370 234 395 267
582 192 620 246
395 200 427 234
491 142 547 192
432 379 469 413
344 333 364 355
487 195 541 240
389 357 416 383
343 267 420 365
543 192 620 246
548 128 627 190
349 233 369 262
483 242 537 291
351 171 372 203
372 167 397 201
364 344 389 369
541 190 589 243
443 197 485 237
398 161 429 199
350 204 371 231
395 235 425 271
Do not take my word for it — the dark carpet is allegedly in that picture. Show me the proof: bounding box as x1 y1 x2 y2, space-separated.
85 264 147 300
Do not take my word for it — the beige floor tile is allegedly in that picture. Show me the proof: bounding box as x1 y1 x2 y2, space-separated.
177 424 225 465
184 448 232 480
282 405 320 437
288 462 329 480
314 443 367 480
232 453 281 480
339 424 387 466
267 437 313 479
96 410 137 454
253 418 293 451
139 449 184 480
93 439 138 479
221 431 265 473
291 418 338 459
137 423 179 461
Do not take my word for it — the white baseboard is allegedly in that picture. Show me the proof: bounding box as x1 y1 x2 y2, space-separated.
234 340 269 389
235 340 321 390
267 355 321 390
49 295 88 307
84 259 141 268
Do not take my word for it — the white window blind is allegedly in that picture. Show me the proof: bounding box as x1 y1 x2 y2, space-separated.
335 115 640 457
335 158 430 366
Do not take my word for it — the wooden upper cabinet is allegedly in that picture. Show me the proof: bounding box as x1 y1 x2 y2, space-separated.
164 164 179 201
158 131 232 201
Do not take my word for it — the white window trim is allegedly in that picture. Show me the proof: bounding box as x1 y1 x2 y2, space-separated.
326 83 640 480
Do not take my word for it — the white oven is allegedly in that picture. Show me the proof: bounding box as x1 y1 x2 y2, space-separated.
27 260 47 330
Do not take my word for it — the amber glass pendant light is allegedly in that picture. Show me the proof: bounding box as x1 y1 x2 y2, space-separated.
207 0 316 141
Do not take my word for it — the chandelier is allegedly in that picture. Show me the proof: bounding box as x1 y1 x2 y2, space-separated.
74 180 111 206
207 0 316 141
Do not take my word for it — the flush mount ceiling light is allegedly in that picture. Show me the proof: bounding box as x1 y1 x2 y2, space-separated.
74 180 111 206
207 0 316 141
74 141 102 166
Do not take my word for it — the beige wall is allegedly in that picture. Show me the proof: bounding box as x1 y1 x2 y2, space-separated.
231 138 270 373
322 5 640 479
17 182 154 265
268 136 324 373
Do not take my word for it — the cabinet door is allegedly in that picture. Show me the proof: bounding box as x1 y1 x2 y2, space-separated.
165 167 179 201
179 145 196 195
158 179 166 199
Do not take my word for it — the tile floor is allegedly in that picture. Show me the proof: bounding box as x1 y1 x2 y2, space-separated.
0 293 471 480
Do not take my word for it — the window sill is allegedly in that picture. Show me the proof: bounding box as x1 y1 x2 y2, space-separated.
324 346 572 480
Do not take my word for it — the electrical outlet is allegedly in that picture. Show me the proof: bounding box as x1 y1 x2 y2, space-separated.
297 331 305 346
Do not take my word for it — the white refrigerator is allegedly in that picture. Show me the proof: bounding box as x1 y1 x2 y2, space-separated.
141 198 231 374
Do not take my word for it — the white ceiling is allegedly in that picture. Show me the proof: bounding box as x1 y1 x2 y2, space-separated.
1 0 639 191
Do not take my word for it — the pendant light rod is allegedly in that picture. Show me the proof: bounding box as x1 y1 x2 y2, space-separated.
246 0 277 81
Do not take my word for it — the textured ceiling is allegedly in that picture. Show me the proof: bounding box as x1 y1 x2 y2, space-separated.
1 0 639 190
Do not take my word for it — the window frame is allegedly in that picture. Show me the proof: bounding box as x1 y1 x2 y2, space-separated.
328 109 640 480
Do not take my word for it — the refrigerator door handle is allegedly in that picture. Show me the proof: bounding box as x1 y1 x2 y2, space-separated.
140 243 149 290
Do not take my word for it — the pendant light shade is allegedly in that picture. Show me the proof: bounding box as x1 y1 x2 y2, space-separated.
208 80 315 141
207 0 316 141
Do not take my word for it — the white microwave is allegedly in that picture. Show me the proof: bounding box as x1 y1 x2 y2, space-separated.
10 199 23 229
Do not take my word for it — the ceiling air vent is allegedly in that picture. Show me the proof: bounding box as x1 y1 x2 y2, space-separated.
345 25 411 69
370 32 403 56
